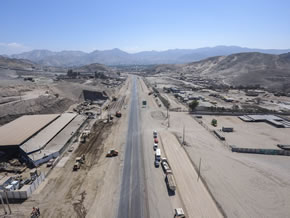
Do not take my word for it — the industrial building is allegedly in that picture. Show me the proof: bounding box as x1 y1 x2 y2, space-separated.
239 115 290 128
0 113 87 167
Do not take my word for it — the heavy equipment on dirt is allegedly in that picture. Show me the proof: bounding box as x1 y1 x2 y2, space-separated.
106 149 118 157
73 162 81 171
73 155 85 171
116 111 122 117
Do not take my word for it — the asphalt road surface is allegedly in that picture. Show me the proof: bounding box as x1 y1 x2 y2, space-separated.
118 76 148 218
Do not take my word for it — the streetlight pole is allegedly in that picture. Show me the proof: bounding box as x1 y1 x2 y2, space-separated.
182 125 185 145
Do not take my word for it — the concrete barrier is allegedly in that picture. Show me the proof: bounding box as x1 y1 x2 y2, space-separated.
213 130 225 141
230 146 290 156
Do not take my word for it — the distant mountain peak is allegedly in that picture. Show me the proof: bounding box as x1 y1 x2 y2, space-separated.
8 46 290 66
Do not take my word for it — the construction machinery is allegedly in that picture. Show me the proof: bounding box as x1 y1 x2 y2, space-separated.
73 155 85 171
116 111 122 117
73 162 81 171
106 149 118 157
80 131 90 143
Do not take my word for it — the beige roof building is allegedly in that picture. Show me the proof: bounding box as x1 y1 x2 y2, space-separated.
0 114 60 147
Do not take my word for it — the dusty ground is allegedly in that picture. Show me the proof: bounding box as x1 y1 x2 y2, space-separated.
160 98 290 217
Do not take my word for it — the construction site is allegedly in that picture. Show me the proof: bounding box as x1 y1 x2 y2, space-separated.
0 72 289 218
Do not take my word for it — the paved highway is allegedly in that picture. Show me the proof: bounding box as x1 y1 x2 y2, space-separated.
118 76 148 218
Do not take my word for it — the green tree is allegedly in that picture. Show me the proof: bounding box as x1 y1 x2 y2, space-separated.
189 100 199 112
211 119 217 127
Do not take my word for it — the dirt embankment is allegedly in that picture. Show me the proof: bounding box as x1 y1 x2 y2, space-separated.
0 96 73 125
0 79 119 125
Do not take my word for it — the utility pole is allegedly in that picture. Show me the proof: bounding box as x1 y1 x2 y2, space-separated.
198 158 202 181
167 106 170 128
0 195 7 215
4 191 11 214
182 125 185 145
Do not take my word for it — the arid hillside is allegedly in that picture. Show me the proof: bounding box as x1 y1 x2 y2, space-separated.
152 52 290 91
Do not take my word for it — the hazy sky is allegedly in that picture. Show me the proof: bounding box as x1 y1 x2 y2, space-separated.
1 0 290 54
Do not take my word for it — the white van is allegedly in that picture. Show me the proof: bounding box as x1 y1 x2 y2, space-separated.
155 148 161 161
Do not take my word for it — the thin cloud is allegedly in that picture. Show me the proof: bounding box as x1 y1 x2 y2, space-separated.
0 42 31 55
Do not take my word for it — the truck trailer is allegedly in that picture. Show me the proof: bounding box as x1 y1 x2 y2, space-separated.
166 171 176 192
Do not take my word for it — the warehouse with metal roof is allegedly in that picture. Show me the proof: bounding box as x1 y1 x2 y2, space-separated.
0 113 87 167
0 114 60 148
21 113 77 154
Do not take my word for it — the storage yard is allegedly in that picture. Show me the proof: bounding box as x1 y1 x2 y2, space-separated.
200 115 290 150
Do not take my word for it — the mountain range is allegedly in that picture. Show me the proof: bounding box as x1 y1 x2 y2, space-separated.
10 46 290 66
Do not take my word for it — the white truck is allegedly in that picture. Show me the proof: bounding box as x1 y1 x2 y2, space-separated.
174 208 185 217
155 148 161 161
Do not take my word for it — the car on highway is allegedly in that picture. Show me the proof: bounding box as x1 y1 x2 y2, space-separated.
154 160 159 167
153 130 157 136
154 138 158 144
155 148 161 161
174 208 185 217
153 143 158 150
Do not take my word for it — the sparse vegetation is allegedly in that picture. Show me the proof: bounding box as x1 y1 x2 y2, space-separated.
211 119 217 127
189 100 199 111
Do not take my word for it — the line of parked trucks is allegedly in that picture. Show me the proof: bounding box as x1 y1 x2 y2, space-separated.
153 130 185 218
153 130 176 193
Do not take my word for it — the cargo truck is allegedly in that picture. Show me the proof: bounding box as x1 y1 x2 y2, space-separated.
166 171 176 192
